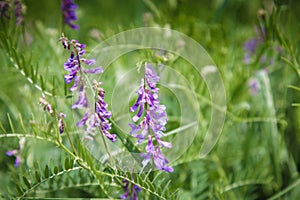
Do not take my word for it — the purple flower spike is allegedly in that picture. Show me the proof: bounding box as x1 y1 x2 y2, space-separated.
60 35 115 142
61 0 79 30
129 63 173 172
92 80 116 142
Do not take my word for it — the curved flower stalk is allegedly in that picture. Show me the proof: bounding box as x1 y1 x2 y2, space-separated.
59 34 116 142
6 137 25 167
61 0 79 30
129 63 173 172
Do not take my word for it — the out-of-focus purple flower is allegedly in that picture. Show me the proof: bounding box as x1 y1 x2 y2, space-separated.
72 85 89 109
84 66 103 74
14 0 23 25
248 78 260 96
0 1 10 19
6 138 25 167
120 179 141 200
58 112 66 134
129 63 173 172
39 95 67 134
243 25 266 64
76 109 89 127
39 95 54 115
61 0 79 30
0 0 24 25
244 38 258 54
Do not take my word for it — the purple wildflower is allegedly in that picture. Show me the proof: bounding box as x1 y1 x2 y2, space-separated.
58 112 66 134
0 1 10 19
243 25 266 64
59 35 115 141
14 0 23 25
129 63 173 172
6 138 25 167
61 0 79 30
248 78 260 96
120 179 141 200
89 80 116 142
39 95 54 115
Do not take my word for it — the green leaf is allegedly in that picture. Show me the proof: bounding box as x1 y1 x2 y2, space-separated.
18 114 26 134
0 121 7 134
22 176 31 189
64 158 70 170
44 165 50 178
7 113 15 133
53 166 59 174
35 171 41 183
15 184 23 196
40 75 45 91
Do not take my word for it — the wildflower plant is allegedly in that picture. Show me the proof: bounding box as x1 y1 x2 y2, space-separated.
2 1 300 200
129 62 173 172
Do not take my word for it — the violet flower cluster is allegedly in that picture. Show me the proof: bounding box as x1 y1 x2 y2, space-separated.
0 1 10 19
61 0 79 30
6 138 25 167
120 179 141 200
14 0 23 25
59 35 116 142
129 63 173 172
0 0 23 24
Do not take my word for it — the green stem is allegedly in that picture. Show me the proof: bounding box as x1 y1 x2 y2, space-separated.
64 125 78 156
268 178 300 200
99 126 114 164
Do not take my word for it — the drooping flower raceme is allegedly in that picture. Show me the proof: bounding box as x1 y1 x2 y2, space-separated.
6 138 26 167
61 0 79 30
82 80 116 141
59 35 115 142
129 63 173 172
